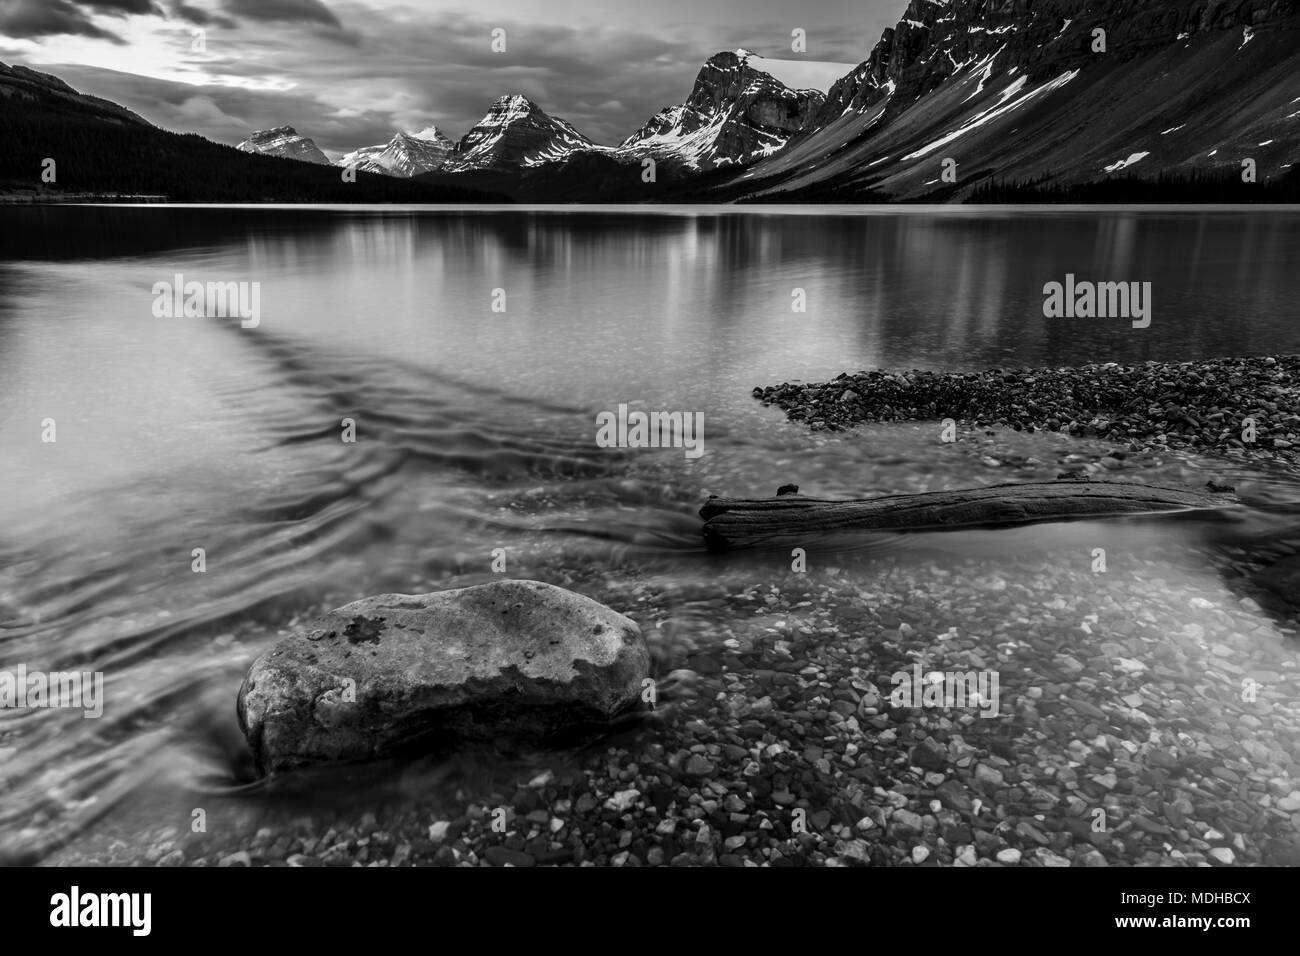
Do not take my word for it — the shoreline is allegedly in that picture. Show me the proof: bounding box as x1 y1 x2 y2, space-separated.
753 355 1300 464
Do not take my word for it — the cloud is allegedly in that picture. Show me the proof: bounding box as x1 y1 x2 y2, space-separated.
221 0 341 28
167 1 236 28
0 0 127 42
0 0 343 41
47 12 703 151
47 62 315 143
81 0 162 13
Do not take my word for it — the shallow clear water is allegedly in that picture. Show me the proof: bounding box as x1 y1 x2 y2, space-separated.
2 205 1299 864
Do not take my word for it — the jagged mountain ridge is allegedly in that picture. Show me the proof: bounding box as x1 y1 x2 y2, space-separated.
814 0 1300 127
241 51 847 179
616 49 851 170
242 98 594 177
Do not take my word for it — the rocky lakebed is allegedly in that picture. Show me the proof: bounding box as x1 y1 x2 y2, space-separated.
41 355 1300 868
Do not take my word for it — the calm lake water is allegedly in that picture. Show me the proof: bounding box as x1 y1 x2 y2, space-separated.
2 205 1299 864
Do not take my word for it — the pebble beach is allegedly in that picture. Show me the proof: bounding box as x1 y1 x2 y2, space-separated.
753 355 1300 458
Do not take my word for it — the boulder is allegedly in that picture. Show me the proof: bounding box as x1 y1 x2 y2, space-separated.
237 580 649 773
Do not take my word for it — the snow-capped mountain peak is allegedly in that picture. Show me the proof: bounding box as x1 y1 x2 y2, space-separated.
337 125 455 177
237 126 331 165
443 95 600 172
616 49 847 171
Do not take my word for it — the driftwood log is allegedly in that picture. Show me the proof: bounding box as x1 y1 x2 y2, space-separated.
700 481 1241 551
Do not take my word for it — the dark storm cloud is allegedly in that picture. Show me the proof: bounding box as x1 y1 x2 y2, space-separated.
0 0 173 42
221 0 341 28
167 0 236 28
0 0 125 42
341 13 689 138
80 0 162 12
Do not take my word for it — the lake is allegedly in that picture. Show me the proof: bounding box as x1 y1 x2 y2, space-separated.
2 205 1299 865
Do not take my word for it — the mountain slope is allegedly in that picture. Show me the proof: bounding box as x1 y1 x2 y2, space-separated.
729 0 1300 200
237 126 331 165
617 50 848 170
338 126 455 177
444 95 601 172
0 61 149 127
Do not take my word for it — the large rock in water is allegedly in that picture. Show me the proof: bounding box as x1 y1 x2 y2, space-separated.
237 580 649 774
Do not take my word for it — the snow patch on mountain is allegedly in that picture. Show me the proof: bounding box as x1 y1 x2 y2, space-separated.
1103 152 1150 173
903 69 1080 160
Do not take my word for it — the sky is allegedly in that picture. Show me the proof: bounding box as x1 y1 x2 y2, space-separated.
0 0 905 156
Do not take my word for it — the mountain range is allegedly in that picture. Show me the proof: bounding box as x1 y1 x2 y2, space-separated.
237 51 856 178
0 61 499 203
6 0 1300 203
